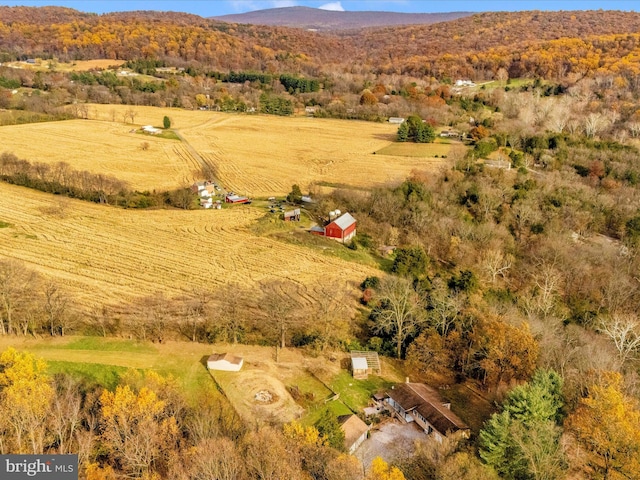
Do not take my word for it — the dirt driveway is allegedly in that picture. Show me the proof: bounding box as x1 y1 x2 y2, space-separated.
355 419 425 468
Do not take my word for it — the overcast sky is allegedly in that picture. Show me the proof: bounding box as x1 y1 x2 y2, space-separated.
1 0 637 16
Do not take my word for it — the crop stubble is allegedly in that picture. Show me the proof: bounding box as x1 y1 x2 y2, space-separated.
0 183 376 310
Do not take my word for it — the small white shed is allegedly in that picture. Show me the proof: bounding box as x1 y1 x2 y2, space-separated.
207 353 244 372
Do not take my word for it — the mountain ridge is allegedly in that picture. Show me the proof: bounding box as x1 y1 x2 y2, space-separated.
212 6 474 31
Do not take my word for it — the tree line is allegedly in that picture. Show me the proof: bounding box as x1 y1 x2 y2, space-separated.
0 152 196 209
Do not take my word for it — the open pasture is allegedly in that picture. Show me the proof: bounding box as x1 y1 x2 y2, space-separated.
0 183 376 310
375 139 466 158
4 59 124 72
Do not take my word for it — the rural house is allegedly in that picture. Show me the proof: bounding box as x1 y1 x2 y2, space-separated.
383 382 469 441
142 125 162 135
388 117 405 124
207 353 244 372
350 351 381 379
338 414 370 454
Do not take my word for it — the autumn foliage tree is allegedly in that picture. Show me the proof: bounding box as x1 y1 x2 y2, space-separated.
0 348 54 453
100 383 179 477
566 372 640 479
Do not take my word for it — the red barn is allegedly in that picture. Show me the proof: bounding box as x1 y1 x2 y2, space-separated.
325 213 357 243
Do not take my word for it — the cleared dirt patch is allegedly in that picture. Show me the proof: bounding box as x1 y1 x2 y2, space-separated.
356 420 425 469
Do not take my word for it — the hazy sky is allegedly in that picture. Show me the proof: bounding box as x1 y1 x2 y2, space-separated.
0 0 638 16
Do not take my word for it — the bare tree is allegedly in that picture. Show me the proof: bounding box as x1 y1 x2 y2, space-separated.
496 67 509 86
311 281 349 351
483 249 514 284
523 262 562 319
258 280 303 356
177 288 213 343
373 276 426 358
628 122 640 138
211 284 247 344
427 279 462 342
599 313 640 367
189 437 246 480
243 428 303 480
0 260 39 335
123 107 138 124
43 281 69 336
584 112 606 138
49 375 82 454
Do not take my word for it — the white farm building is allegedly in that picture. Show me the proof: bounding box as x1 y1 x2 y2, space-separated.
207 353 244 372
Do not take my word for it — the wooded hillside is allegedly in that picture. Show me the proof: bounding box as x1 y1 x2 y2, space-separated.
2 8 640 79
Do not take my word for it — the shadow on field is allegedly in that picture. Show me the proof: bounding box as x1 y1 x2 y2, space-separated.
199 355 209 369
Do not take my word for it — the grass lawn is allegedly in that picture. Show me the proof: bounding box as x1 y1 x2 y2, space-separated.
303 399 353 426
271 229 384 269
376 138 467 159
47 360 131 390
479 78 536 91
328 370 393 412
137 129 181 141
0 336 221 403
59 336 158 353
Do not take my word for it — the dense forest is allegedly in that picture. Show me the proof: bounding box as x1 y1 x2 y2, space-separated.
2 6 640 480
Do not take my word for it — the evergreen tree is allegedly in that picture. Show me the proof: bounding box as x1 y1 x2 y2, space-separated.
479 369 566 479
163 116 171 129
416 123 436 143
397 121 409 142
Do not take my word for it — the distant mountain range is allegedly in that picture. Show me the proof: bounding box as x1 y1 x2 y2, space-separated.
212 6 473 31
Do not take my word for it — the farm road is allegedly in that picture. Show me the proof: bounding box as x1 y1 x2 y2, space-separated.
172 128 222 187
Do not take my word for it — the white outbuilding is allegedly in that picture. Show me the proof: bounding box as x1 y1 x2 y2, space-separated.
207 353 244 372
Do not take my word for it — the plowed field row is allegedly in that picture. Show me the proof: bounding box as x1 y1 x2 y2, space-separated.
0 183 376 310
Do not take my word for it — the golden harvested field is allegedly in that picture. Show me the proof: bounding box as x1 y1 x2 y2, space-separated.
0 183 377 310
93 104 447 196
1 104 452 194
177 114 442 196
0 119 202 191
